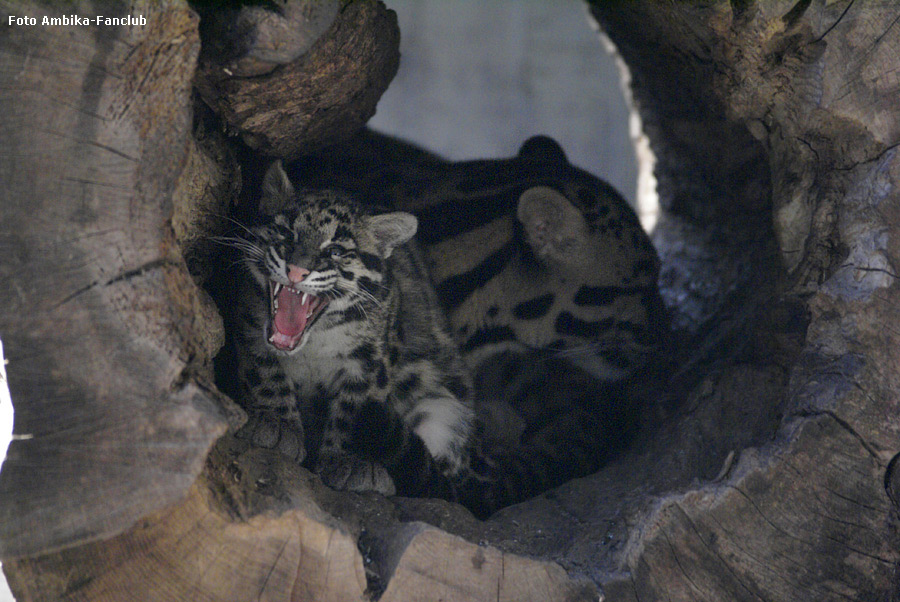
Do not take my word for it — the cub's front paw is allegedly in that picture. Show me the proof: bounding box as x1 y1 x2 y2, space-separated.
316 452 396 496
237 413 306 464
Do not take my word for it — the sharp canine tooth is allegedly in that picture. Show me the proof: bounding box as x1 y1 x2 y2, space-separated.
271 283 282 312
301 292 308 304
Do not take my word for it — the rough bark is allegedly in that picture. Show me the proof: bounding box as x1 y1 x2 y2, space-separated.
0 2 594 600
583 1 900 600
5 439 597 602
194 0 400 158
0 0 231 559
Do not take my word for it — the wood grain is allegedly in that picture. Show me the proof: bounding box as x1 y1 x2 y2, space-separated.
194 0 400 158
0 0 230 559
587 1 900 599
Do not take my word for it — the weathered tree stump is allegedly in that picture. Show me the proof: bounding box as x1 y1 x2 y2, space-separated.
582 2 900 599
194 0 400 158
0 0 230 560
1 1 899 601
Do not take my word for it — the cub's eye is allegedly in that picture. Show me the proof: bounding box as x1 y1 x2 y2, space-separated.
326 244 345 259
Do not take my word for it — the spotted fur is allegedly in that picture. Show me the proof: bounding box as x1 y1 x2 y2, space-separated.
295 132 665 385
284 134 666 517
226 162 474 494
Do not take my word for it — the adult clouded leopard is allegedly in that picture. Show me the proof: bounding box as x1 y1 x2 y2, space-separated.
292 130 665 386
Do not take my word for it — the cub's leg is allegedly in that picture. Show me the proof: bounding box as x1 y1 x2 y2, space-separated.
233 308 306 463
315 381 396 495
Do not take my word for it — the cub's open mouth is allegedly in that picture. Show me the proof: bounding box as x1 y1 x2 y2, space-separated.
268 281 328 351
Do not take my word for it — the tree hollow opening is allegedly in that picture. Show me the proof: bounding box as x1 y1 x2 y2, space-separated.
193 0 802 592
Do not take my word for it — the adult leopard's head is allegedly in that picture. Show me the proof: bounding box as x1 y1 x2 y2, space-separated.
512 138 664 381
243 162 417 353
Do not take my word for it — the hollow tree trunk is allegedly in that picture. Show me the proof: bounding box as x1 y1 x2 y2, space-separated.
584 2 900 600
1 1 899 601
0 0 230 558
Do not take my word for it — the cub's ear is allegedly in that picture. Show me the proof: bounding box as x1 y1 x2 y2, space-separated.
259 161 295 215
364 212 418 258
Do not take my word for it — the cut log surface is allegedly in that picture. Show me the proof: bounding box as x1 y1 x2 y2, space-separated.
0 1 231 558
0 3 594 601
377 525 596 602
582 1 900 600
6 446 371 602
5 439 599 602
195 0 341 78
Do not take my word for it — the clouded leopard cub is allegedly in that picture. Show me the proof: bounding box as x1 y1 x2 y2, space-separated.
284 133 665 515
229 162 473 494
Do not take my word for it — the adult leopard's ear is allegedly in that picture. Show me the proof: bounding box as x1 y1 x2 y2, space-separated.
516 186 589 262
517 135 568 164
363 212 418 258
259 160 295 215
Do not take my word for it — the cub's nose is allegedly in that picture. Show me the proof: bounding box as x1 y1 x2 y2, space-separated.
288 265 310 283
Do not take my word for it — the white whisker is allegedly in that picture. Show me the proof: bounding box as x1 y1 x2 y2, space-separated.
337 281 385 311
196 210 264 242
551 342 599 359
210 236 266 259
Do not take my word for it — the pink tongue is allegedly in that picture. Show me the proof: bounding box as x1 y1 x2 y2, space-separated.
273 288 312 337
